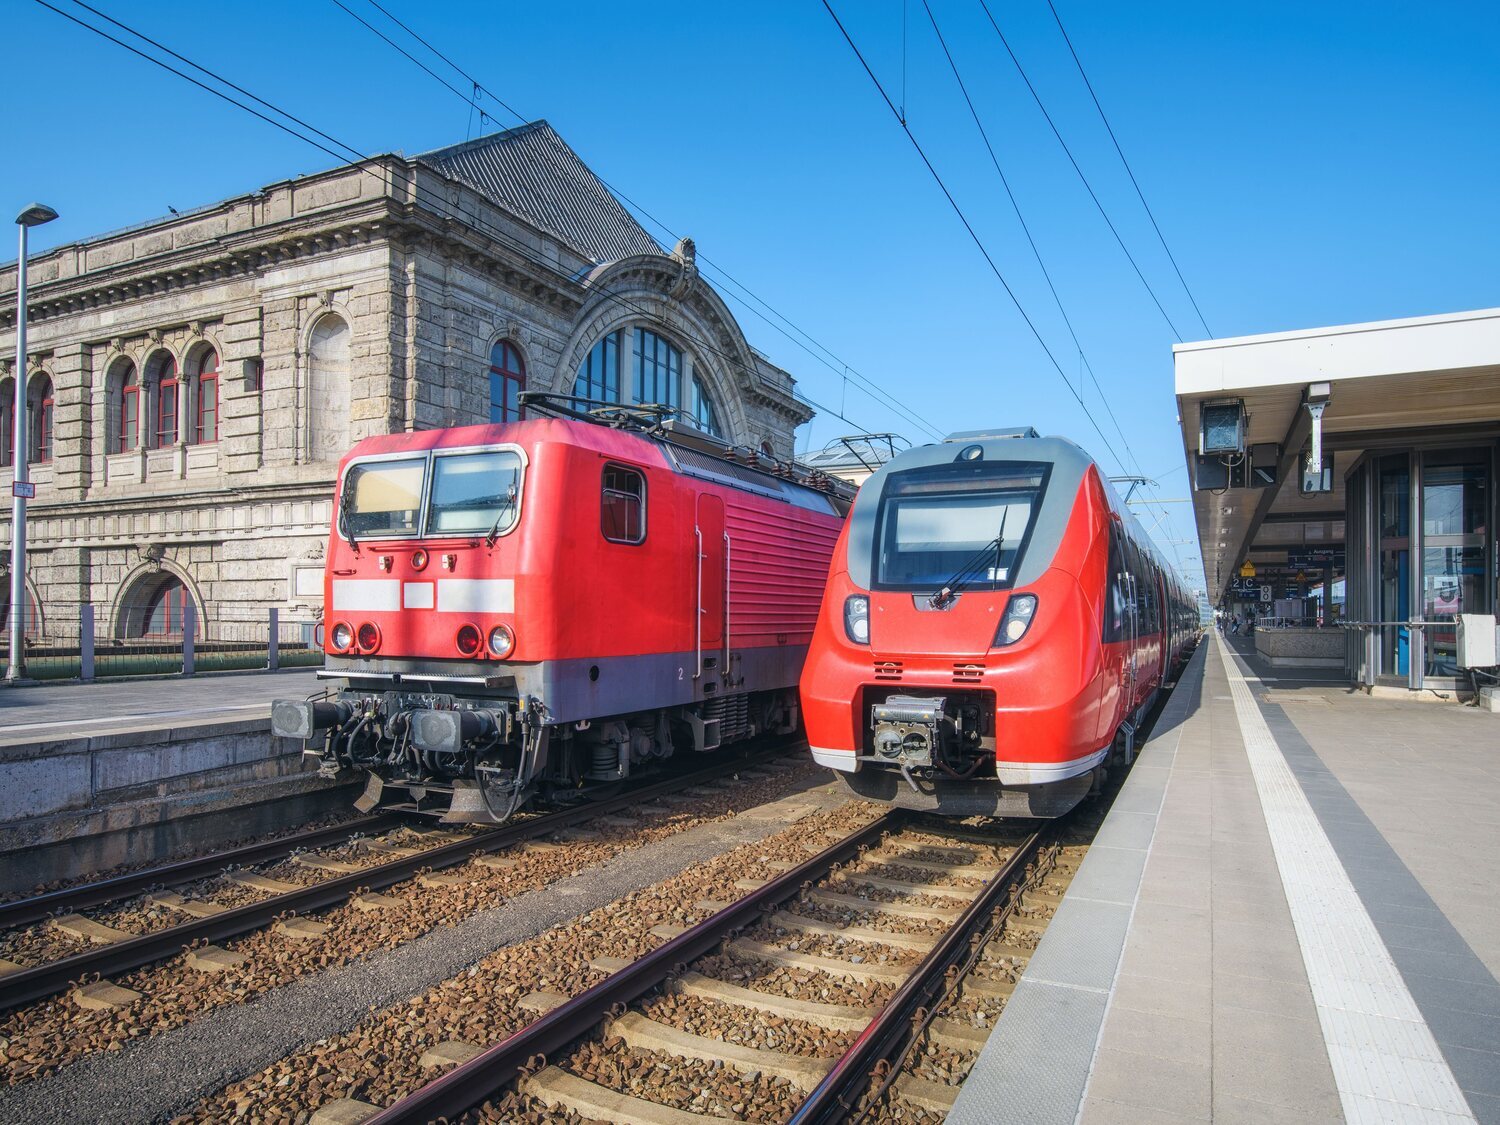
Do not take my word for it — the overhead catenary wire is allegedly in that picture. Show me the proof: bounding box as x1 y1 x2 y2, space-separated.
1045 0 1213 338
344 0 947 443
34 0 885 439
921 0 1145 479
975 0 1183 341
819 0 1129 476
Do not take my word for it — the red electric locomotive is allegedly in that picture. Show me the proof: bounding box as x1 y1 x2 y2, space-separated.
800 428 1197 818
272 400 851 823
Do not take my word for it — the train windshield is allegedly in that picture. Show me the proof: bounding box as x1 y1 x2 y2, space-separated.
426 450 524 536
873 460 1049 591
343 457 426 538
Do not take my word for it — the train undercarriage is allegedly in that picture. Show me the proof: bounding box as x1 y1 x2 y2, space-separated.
272 684 801 824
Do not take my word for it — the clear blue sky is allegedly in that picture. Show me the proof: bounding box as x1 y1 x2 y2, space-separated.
5 1 1498 588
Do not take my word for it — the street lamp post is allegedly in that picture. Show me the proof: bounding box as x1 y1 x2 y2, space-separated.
8 203 59 682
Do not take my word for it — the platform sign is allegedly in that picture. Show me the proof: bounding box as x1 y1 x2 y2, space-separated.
10 481 34 499
1229 577 1259 596
1288 549 1344 570
1259 584 1273 603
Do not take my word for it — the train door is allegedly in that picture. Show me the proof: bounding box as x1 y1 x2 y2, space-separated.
695 493 726 681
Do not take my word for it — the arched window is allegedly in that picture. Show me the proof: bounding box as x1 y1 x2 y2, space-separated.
191 349 219 444
690 374 723 438
633 328 681 410
574 330 621 403
118 571 192 639
114 360 140 453
146 353 179 448
28 375 53 463
488 340 526 423
0 379 13 468
308 314 351 461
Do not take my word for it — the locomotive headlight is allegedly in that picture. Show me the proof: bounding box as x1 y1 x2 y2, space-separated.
488 624 515 659
330 622 354 652
844 595 870 645
994 594 1038 647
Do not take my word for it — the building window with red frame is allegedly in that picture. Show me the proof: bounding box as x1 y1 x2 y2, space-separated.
193 349 219 444
0 380 12 468
28 375 53 463
152 354 179 448
116 361 140 453
488 340 526 423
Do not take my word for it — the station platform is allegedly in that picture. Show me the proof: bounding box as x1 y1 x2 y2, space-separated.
951 633 1499 1124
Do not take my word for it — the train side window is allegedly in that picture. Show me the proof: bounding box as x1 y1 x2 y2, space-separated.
1103 524 1128 643
602 463 646 544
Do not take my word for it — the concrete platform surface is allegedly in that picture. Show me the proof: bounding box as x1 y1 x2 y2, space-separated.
951 634 1499 1125
0 667 320 744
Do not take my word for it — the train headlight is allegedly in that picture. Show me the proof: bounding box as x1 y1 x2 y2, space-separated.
488 624 515 658
356 622 381 653
410 548 429 571
330 622 354 653
994 594 1038 647
844 595 870 645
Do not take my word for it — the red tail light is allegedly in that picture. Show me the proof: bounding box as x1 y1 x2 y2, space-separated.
356 622 381 653
455 624 482 657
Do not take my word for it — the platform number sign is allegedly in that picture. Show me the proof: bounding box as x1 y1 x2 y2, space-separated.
1259 584 1273 604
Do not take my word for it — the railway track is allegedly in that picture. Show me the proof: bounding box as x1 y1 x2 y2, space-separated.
350 809 1064 1124
0 744 794 1014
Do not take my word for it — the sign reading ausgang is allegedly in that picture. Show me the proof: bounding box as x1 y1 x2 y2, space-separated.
1287 549 1344 569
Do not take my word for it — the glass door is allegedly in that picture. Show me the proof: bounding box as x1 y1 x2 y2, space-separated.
1376 454 1411 682
1419 450 1491 682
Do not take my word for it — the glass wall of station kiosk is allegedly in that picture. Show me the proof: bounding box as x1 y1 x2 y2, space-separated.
1346 441 1497 689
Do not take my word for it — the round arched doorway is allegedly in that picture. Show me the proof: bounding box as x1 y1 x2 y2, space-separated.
118 571 192 638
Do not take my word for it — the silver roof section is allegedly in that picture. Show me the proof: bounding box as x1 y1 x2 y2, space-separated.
945 427 1041 442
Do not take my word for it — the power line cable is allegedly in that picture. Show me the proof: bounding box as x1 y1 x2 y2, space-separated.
1045 0 1213 338
346 0 945 442
921 0 1144 477
820 0 1128 474
35 0 885 440
975 0 1183 340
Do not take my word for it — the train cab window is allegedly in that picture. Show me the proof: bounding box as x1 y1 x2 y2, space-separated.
872 461 1048 591
602 464 646 544
426 449 524 537
342 457 427 539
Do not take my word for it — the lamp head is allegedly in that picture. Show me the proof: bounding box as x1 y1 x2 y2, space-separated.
16 204 58 228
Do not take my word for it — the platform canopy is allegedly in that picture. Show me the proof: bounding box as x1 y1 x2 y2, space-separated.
1175 306 1500 605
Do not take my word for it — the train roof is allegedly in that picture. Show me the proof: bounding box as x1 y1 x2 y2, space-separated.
340 415 853 516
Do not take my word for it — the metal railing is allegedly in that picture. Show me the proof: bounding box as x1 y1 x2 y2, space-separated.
2 605 323 681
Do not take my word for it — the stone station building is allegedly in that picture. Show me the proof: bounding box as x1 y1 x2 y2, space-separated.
0 122 813 646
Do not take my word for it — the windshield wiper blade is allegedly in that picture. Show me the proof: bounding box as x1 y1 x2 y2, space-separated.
930 509 1009 609
338 484 360 554
484 473 520 547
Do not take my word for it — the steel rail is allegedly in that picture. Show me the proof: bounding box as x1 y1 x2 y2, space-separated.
0 812 402 932
787 826 1046 1125
365 809 909 1125
0 742 794 1013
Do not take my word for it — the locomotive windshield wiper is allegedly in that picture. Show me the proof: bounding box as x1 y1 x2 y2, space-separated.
338 485 360 555
929 508 1009 609
483 472 520 548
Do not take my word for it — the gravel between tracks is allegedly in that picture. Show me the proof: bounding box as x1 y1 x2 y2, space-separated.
0 769 851 1125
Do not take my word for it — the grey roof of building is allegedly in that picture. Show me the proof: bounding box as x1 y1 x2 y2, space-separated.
417 122 663 265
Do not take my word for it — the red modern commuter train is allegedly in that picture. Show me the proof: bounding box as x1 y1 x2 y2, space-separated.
273 400 851 823
800 428 1197 818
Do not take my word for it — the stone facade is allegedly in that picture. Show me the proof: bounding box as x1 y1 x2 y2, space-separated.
0 124 813 642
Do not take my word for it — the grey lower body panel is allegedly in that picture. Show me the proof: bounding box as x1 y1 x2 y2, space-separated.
835 768 1094 819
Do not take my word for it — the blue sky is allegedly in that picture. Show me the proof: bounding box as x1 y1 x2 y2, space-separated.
5 1 1498 587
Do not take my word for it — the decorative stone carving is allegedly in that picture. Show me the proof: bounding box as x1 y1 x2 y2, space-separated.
140 544 166 572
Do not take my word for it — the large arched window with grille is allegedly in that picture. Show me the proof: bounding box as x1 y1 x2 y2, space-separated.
574 330 621 404
28 374 53 463
633 328 682 411
488 340 526 423
191 348 219 444
690 374 723 438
